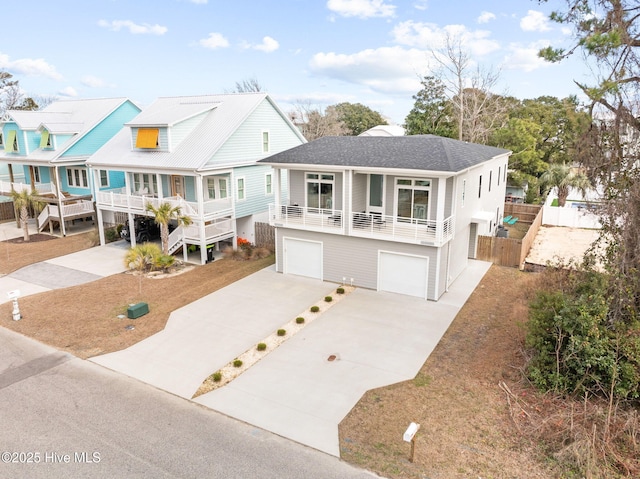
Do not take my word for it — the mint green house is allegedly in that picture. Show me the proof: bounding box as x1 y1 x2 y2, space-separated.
88 93 306 264
0 98 141 234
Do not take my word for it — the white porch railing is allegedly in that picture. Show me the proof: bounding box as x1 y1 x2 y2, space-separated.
0 180 56 196
268 204 345 233
166 220 235 257
96 189 232 218
268 203 454 246
38 200 95 231
348 212 454 245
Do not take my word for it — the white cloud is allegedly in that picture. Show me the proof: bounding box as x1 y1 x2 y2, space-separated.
81 75 114 88
392 20 500 56
98 19 168 35
327 0 396 19
252 36 280 53
413 0 428 11
58 86 78 97
0 52 63 80
199 32 230 49
189 0 208 3
520 10 551 32
309 46 428 94
477 11 496 24
502 41 552 72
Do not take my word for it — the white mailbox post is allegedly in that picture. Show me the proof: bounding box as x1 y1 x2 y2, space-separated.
403 422 420 462
7 290 21 321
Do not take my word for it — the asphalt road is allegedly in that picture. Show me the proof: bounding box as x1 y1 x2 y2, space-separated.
0 327 380 479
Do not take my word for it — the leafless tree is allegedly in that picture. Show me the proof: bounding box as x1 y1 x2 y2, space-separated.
432 34 508 143
232 76 263 93
288 102 348 141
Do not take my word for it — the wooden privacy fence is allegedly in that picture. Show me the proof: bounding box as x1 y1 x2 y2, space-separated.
255 222 275 248
477 203 543 268
0 201 16 222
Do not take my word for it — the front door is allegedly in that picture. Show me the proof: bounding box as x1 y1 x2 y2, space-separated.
171 175 185 198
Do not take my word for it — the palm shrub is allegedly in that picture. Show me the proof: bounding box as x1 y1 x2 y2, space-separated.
124 243 163 272
145 201 192 255
9 188 42 242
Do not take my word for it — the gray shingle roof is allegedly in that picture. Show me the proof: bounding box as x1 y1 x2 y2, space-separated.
259 135 510 173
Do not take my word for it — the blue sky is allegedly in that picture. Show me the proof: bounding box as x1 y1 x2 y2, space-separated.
1 0 589 125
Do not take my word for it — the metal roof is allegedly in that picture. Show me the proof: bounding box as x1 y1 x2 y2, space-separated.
89 93 305 171
258 135 511 173
0 98 135 163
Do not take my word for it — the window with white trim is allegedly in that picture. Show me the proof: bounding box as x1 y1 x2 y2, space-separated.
306 172 334 209
262 131 270 153
132 173 157 195
489 170 492 192
206 177 229 200
265 173 273 195
498 166 501 186
99 170 109 188
67 167 88 188
33 166 41 183
207 178 216 199
236 177 245 200
478 175 483 198
395 178 430 223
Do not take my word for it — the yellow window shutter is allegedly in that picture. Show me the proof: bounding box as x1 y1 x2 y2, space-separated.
6 130 17 152
135 128 159 148
39 130 50 148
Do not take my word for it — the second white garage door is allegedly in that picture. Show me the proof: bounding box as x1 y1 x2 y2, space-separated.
378 251 429 299
283 238 323 280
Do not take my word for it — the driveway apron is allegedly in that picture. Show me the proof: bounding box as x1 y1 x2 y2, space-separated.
0 242 128 305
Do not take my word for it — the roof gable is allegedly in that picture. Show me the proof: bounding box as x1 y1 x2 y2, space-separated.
259 135 511 173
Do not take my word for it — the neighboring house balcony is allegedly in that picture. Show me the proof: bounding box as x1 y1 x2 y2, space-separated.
268 203 454 247
95 188 233 220
1 179 94 235
0 179 57 197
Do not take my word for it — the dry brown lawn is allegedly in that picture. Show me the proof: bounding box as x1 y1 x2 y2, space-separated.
1 232 274 359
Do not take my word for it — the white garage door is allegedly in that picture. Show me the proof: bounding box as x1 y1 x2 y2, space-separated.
378 251 429 299
283 238 323 280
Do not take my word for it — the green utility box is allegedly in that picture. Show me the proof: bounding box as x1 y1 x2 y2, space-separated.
127 302 149 319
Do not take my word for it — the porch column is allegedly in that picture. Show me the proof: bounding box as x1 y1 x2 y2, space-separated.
344 169 353 235
196 175 207 265
436 177 446 241
55 166 66 237
8 164 15 183
156 173 163 200
274 167 282 218
127 212 136 248
96 207 106 246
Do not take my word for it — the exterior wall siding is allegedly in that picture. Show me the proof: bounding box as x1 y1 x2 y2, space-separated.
275 227 442 300
233 164 276 218
206 99 303 167
63 101 141 157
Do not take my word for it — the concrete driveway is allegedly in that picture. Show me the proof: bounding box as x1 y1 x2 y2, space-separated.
0 241 128 305
92 260 490 457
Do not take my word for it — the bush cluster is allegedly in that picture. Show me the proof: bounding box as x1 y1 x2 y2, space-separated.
526 267 640 402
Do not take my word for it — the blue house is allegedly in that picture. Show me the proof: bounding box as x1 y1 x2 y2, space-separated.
0 98 141 234
88 93 306 264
